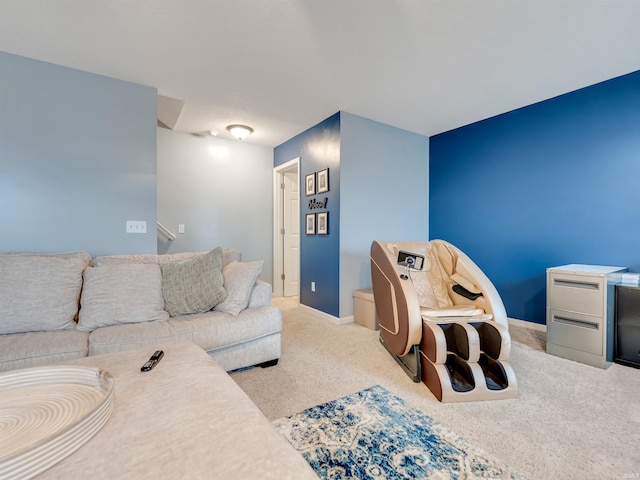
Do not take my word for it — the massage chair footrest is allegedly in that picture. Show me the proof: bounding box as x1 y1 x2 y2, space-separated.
420 319 511 365
420 350 518 403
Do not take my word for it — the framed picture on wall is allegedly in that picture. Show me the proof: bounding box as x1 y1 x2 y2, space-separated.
317 168 329 193
305 213 316 235
305 173 316 196
317 211 329 235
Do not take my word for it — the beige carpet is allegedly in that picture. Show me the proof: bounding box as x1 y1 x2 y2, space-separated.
232 297 640 480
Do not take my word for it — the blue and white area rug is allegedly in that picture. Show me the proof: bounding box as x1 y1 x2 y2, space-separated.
273 385 525 480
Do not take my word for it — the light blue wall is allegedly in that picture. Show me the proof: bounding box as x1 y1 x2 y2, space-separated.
340 112 429 317
157 128 275 281
0 52 157 256
430 70 640 324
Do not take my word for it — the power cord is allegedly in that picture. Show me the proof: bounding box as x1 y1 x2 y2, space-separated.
400 256 415 280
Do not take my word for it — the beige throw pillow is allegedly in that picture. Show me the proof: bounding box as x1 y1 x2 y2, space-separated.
78 264 169 331
214 260 264 316
161 248 227 316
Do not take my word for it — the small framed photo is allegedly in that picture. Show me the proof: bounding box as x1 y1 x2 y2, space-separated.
317 211 329 235
305 173 316 196
317 168 329 193
305 213 316 235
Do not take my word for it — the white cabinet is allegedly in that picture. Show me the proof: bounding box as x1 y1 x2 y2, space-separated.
546 264 626 369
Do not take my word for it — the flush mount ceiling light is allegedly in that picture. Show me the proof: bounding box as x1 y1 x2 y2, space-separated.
226 124 253 141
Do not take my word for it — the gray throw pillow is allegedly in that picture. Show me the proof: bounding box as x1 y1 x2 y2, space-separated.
161 248 227 316
214 260 264 316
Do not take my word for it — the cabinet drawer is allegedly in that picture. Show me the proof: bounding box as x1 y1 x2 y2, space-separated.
616 285 640 327
547 308 603 355
615 323 640 366
548 272 605 316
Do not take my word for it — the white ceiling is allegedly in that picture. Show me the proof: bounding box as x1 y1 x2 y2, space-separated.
2 1 640 147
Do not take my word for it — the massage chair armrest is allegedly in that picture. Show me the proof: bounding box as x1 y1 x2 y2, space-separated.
450 252 508 329
370 240 423 357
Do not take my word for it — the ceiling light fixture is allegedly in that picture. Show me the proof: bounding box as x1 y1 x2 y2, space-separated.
226 124 253 141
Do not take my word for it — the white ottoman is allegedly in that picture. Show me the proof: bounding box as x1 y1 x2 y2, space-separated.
38 342 318 479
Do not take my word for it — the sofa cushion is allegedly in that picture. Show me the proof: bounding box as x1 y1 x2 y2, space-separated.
247 280 273 309
0 252 91 335
88 305 282 356
161 248 227 317
0 330 89 372
215 260 264 316
77 264 169 332
91 249 242 267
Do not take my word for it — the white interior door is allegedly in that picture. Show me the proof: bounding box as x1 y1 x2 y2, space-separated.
283 170 299 296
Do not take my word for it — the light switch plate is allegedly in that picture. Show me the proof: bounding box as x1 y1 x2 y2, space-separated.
126 220 147 233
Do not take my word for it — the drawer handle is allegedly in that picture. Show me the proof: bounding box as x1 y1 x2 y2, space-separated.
553 279 599 290
553 315 599 330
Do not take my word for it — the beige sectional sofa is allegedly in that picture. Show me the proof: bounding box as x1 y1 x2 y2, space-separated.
0 248 282 373
0 250 318 478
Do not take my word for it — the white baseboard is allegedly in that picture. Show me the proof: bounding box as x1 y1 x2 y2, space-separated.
508 317 546 332
299 304 353 325
338 315 354 325
297 302 544 331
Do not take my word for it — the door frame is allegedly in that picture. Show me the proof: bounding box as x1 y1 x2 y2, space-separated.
273 157 300 297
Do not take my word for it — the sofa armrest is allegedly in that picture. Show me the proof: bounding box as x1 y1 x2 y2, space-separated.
247 280 272 308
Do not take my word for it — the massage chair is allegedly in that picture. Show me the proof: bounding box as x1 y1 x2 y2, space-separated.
370 240 517 402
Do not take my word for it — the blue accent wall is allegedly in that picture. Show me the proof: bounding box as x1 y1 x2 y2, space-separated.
275 113 341 316
430 70 640 324
0 52 158 256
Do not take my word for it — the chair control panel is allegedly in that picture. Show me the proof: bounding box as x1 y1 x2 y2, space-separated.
397 250 425 270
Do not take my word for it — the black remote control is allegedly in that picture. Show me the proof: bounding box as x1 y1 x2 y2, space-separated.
141 350 164 372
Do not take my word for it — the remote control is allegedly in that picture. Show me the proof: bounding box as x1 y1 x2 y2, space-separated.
141 350 164 372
